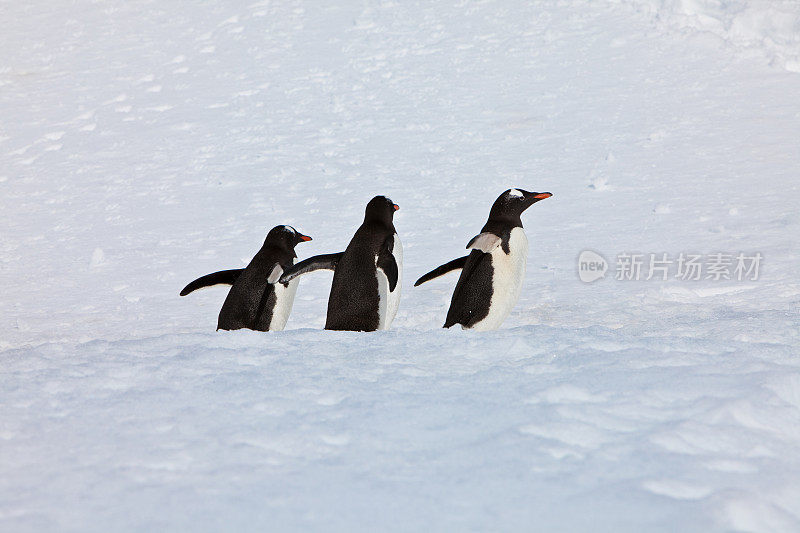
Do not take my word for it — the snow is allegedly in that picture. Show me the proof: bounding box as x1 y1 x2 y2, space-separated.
619 0 800 72
2 0 799 531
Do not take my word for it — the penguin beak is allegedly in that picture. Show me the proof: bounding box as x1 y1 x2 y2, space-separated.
520 191 552 210
393 204 400 211
299 234 312 242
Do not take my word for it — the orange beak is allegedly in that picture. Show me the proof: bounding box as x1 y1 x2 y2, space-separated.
299 234 312 242
393 204 400 211
533 192 552 199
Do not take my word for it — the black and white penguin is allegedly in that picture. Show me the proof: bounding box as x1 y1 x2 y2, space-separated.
180 225 312 331
279 196 401 331
414 189 552 331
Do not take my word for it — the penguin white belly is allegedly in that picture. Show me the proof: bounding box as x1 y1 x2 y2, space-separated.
268 277 300 331
470 227 528 331
377 234 403 330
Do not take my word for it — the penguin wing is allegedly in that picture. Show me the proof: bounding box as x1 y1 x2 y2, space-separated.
376 235 398 291
180 269 244 296
414 256 469 286
250 281 277 330
466 232 501 253
279 252 344 283
443 250 493 328
267 264 283 284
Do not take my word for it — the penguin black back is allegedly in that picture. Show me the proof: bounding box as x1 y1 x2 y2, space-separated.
217 225 311 331
181 225 312 331
443 249 495 328
325 196 399 331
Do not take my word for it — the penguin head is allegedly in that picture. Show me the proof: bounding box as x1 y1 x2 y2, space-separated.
488 189 552 225
364 195 399 225
265 225 312 252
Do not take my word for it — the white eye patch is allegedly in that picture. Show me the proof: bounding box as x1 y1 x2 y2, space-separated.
508 189 523 198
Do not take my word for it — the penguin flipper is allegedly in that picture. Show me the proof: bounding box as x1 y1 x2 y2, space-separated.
267 264 283 284
443 250 492 328
414 256 469 286
377 235 398 291
180 269 244 296
466 232 501 253
279 252 344 283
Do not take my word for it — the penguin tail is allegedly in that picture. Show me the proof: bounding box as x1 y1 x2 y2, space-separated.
443 310 461 329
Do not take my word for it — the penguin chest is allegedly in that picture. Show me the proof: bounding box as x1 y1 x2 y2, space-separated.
376 234 402 330
470 227 528 331
268 274 299 331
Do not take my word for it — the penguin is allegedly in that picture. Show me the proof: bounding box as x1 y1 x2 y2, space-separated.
278 196 401 331
414 189 552 331
180 225 312 331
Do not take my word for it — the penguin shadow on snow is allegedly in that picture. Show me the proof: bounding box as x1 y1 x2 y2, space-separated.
180 225 312 332
415 189 553 331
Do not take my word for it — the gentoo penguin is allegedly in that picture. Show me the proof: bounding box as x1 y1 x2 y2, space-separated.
180 225 312 331
279 196 401 331
414 189 552 331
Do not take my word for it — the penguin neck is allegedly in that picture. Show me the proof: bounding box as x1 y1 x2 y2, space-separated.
363 215 396 233
261 242 297 260
485 213 523 231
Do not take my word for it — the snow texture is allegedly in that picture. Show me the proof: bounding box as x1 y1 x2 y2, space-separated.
619 0 800 72
2 0 799 531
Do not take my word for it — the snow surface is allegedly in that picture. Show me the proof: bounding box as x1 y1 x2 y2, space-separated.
2 0 800 531
619 0 800 72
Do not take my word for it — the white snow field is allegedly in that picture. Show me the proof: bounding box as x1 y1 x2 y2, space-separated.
2 0 799 531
